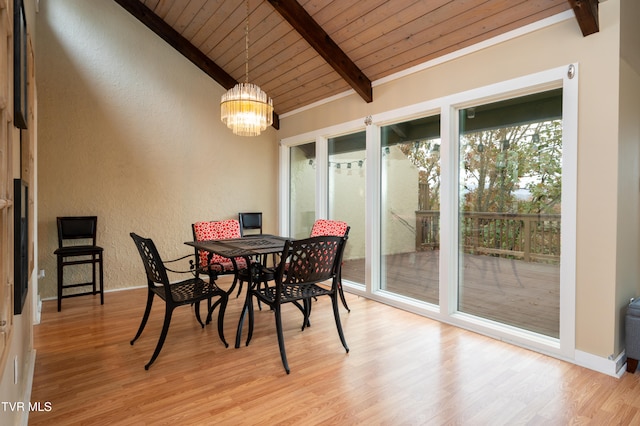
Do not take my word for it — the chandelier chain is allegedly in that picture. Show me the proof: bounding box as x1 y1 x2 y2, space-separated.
245 0 250 83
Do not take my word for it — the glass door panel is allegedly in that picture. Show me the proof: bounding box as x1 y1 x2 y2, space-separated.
290 142 316 239
380 115 440 304
328 132 366 285
458 89 562 337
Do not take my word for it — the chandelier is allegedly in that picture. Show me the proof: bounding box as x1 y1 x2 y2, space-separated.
220 0 273 137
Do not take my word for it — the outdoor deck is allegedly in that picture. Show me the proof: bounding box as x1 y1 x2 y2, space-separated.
341 250 560 338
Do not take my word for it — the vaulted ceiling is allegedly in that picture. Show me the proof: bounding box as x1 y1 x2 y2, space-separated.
113 0 599 128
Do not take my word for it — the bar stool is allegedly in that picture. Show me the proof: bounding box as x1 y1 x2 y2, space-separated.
54 216 104 311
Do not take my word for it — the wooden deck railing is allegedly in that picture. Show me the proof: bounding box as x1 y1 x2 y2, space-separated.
415 211 561 263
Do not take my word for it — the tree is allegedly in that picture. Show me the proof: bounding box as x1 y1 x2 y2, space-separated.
460 120 562 214
399 140 441 210
519 121 562 214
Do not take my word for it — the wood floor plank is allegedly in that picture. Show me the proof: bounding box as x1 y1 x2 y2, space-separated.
29 281 640 425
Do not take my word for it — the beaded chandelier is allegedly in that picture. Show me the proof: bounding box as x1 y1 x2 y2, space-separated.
220 0 273 137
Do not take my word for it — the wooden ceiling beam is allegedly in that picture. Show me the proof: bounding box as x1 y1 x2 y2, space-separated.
267 0 373 103
567 0 599 36
112 0 279 129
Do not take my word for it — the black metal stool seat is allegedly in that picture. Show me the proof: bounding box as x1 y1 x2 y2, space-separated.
55 216 104 311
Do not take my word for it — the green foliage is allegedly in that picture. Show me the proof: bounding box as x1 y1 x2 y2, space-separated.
397 119 562 215
460 120 562 214
399 140 441 210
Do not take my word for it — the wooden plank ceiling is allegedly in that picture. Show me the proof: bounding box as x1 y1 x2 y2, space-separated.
115 0 594 124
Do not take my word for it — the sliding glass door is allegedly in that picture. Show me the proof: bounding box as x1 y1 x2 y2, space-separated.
457 89 563 337
328 132 366 285
281 66 576 355
289 142 316 239
380 115 440 303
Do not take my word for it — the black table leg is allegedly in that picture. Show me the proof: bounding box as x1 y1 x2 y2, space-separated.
235 255 254 348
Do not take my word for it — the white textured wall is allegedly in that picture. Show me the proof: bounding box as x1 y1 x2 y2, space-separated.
36 0 278 300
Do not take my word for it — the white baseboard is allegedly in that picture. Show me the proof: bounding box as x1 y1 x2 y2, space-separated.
574 349 626 377
35 295 41 325
18 349 36 426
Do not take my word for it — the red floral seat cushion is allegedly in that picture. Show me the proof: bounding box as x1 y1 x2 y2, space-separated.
280 219 349 274
310 219 349 237
193 220 247 272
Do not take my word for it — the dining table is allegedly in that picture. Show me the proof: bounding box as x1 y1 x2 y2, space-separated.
185 234 290 348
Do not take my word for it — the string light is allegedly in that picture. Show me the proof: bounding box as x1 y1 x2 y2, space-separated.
327 159 366 169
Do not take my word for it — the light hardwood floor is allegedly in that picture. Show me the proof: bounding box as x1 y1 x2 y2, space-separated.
29 280 640 425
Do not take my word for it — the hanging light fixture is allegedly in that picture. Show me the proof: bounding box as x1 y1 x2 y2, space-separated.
220 0 273 137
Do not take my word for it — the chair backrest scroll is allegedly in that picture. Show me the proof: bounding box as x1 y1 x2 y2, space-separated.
279 235 344 287
130 233 170 288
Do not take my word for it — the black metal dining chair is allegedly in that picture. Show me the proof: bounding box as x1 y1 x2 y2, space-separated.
237 211 279 297
238 212 263 236
192 219 248 296
309 219 351 312
245 235 350 374
192 220 271 314
129 233 229 370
